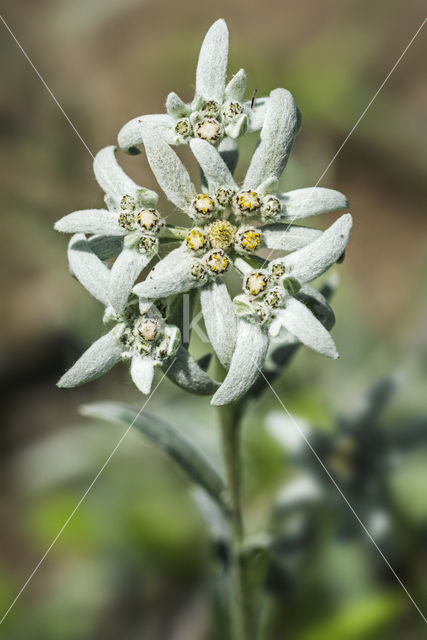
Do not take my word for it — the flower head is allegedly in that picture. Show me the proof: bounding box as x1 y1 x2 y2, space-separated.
117 20 270 154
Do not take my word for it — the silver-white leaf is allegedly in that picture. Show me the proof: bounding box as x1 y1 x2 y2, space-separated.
141 125 195 212
200 281 237 369
211 320 269 405
118 113 177 154
276 297 338 359
57 329 122 388
109 248 153 315
68 233 110 305
55 210 125 236
280 213 353 283
190 139 237 192
243 89 299 189
278 187 349 220
165 346 219 395
261 223 322 251
130 354 155 394
195 19 229 102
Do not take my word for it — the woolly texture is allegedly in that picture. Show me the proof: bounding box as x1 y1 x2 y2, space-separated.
141 125 195 211
200 282 237 369
109 248 153 315
55 210 124 236
68 234 110 306
243 88 300 189
57 330 122 388
130 355 155 394
281 213 353 283
195 19 229 102
190 139 237 191
278 297 338 359
261 224 322 251
278 187 349 220
165 346 219 395
211 321 269 405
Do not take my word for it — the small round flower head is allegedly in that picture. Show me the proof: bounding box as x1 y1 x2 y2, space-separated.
270 262 286 279
261 195 281 220
192 193 216 218
264 287 284 308
222 101 244 120
216 187 236 207
186 228 207 251
175 118 193 140
118 211 136 231
206 219 237 249
136 317 159 342
254 304 272 325
244 271 269 297
136 209 162 232
204 249 229 275
138 235 158 253
235 226 261 253
190 259 207 281
113 325 135 357
121 195 136 211
201 100 221 118
236 190 261 215
195 119 222 142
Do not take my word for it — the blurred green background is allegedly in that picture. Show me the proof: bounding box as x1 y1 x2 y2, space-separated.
1 1 426 638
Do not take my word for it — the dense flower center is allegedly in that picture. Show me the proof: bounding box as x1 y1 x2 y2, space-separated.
137 209 160 231
205 250 229 274
245 272 269 296
237 190 261 214
206 220 237 249
195 119 221 142
192 193 215 216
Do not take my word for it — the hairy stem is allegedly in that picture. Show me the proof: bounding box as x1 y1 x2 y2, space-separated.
219 401 252 640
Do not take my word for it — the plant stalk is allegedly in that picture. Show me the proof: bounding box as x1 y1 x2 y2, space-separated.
219 401 252 640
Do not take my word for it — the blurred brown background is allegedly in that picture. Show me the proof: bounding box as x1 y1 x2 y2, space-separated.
0 1 426 638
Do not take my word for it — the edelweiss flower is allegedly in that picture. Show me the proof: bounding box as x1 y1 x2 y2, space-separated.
211 214 353 405
118 19 268 154
57 234 218 395
131 88 349 374
55 145 167 314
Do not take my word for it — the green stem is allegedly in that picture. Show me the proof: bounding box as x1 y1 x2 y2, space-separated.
219 401 252 640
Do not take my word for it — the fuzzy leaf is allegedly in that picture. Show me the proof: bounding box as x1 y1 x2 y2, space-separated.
166 92 190 118
211 320 269 405
130 354 155 394
279 213 353 283
55 209 125 236
225 68 246 102
195 19 229 102
80 402 227 510
57 330 122 388
109 248 153 315
261 223 322 251
141 126 195 211
200 281 237 369
93 146 158 210
217 137 239 174
277 297 338 359
190 139 237 192
118 113 177 154
68 233 110 305
245 96 269 133
165 346 219 395
278 187 349 221
88 235 123 260
243 89 300 189
133 247 199 299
